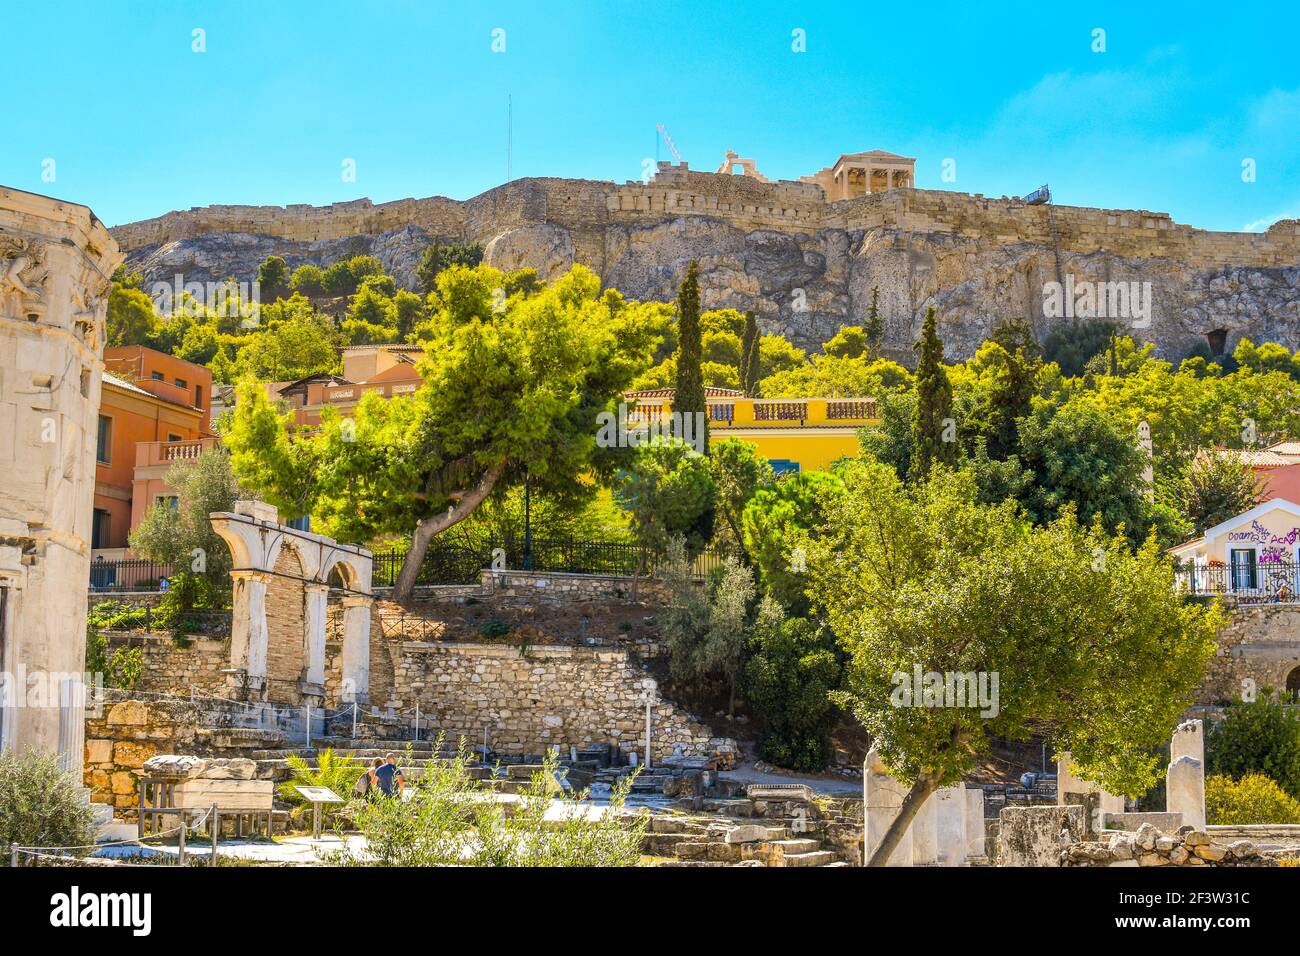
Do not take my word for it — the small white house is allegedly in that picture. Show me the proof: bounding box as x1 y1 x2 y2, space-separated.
1170 498 1300 601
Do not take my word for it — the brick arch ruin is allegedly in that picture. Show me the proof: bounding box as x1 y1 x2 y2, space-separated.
210 501 372 706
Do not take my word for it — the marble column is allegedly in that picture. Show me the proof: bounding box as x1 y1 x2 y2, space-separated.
228 570 271 698
301 583 330 702
340 594 373 704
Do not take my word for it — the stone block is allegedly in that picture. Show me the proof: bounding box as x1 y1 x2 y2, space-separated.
998 805 1086 867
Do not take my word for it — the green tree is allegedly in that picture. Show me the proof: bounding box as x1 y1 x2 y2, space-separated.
1207 697 1300 800
807 460 1220 865
106 283 158 347
745 596 842 771
227 265 658 604
864 285 883 353
0 751 97 860
416 242 484 293
1175 451 1266 537
660 538 754 715
1016 401 1181 546
708 438 775 562
961 339 1040 460
741 470 845 613
128 446 241 609
824 325 868 360
739 311 760 394
1042 319 1118 376
909 306 957 479
257 255 291 300
673 261 708 451
289 264 325 297
615 437 716 591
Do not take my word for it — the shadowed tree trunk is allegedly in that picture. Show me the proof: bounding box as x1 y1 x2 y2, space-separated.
866 727 970 867
865 770 943 867
392 461 506 604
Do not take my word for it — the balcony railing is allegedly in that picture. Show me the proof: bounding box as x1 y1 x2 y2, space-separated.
827 398 877 420
752 400 807 421
1175 561 1300 604
134 437 219 468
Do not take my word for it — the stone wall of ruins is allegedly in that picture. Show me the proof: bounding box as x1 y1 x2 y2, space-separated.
1197 604 1300 704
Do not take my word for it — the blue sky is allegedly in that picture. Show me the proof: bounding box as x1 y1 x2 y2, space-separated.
4 1 1297 231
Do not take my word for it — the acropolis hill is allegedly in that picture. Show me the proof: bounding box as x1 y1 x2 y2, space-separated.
112 154 1300 362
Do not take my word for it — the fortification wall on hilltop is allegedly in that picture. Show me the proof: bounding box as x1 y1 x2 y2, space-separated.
110 172 1300 276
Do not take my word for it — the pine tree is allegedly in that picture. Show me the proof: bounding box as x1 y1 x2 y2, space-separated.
864 285 883 354
909 306 957 479
739 310 760 395
674 261 708 451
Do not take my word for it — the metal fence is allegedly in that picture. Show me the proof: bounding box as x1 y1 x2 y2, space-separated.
374 537 722 585
89 558 175 592
1174 560 1300 604
95 539 724 593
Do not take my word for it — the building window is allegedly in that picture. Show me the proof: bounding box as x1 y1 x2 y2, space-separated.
91 509 111 549
151 371 163 381
195 385 203 408
1229 548 1257 591
168 433 183 442
155 496 179 511
288 515 311 532
95 415 111 464
769 458 801 476
175 378 187 389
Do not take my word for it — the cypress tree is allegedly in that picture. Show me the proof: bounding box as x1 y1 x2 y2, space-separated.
909 306 957 479
673 260 708 451
864 285 883 354
739 310 759 395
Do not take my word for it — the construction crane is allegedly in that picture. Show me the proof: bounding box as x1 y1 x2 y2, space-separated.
656 124 682 165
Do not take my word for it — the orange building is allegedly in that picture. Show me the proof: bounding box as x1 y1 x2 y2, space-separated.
268 344 425 426
92 347 214 552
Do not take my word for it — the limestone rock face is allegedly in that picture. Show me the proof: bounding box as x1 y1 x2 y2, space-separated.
484 223 575 282
115 177 1300 362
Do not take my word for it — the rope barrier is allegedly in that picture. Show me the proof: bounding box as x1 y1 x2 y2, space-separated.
10 805 217 866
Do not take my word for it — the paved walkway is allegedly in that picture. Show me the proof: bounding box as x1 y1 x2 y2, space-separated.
720 760 862 797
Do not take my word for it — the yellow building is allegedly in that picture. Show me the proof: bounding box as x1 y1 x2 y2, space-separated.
625 388 877 473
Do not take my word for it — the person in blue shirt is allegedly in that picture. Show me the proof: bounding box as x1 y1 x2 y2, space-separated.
373 753 404 797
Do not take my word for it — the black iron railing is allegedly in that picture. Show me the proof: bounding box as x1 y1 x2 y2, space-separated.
1174 560 1300 603
89 558 176 592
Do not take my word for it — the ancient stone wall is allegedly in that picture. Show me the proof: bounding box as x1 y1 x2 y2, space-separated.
110 170 1300 362
264 544 306 699
1197 604 1300 704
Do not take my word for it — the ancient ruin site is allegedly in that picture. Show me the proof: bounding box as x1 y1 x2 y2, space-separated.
2 1 1299 940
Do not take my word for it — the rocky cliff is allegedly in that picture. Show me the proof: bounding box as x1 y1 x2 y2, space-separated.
112 165 1300 363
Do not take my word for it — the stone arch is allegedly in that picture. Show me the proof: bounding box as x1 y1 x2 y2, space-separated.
1287 665 1300 702
210 501 372 705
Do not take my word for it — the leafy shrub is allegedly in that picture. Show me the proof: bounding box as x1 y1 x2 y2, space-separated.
1206 773 1300 825
0 751 98 862
478 618 512 639
1207 697 1300 800
744 597 842 771
87 600 148 632
84 620 144 691
277 749 364 825
328 747 644 866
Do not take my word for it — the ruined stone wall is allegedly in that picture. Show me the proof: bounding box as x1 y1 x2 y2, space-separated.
362 641 716 762
264 546 306 700
1197 604 1300 704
